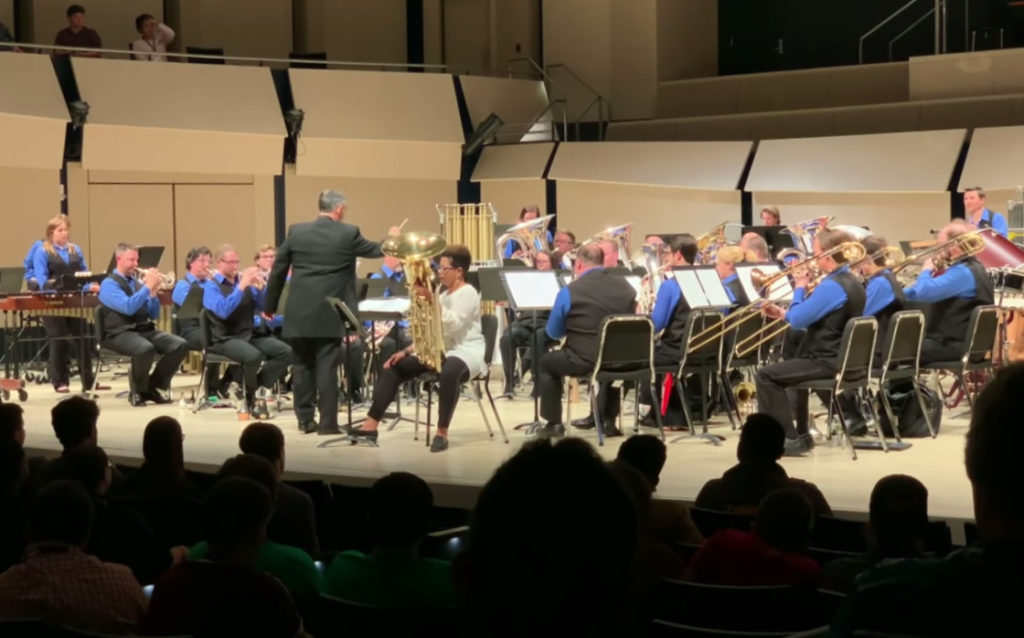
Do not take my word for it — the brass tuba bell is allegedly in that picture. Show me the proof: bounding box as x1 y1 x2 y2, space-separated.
381 231 448 371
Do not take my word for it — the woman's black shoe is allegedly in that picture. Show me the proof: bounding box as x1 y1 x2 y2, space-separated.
349 429 379 447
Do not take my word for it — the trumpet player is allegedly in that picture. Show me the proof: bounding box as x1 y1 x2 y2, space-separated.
172 246 226 398
904 220 994 365
252 245 283 333
98 243 189 406
203 244 292 417
754 229 865 456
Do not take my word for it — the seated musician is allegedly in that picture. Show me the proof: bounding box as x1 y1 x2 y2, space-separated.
553 229 577 268
23 237 44 291
32 216 106 393
760 206 782 226
367 253 412 378
739 232 770 262
904 220 994 365
98 243 189 406
498 249 557 398
858 236 906 351
716 245 751 307
171 246 222 398
536 243 637 438
754 229 866 456
203 244 292 417
252 244 283 334
503 206 553 260
963 186 1008 239
597 239 623 268
351 245 485 453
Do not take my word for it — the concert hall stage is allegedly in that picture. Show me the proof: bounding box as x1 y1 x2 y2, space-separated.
19 372 976 538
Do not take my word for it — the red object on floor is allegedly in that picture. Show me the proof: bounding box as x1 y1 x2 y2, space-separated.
661 374 673 415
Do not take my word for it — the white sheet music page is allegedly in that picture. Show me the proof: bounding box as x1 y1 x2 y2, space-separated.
502 270 561 310
625 275 644 298
359 297 411 314
672 269 710 308
736 264 794 303
695 268 733 307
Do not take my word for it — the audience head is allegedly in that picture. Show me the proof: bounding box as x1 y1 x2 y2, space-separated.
607 460 653 530
0 403 25 446
0 439 26 497
238 422 285 476
46 445 111 496
367 472 434 552
202 477 273 560
66 4 85 29
966 363 1024 539
135 13 157 38
142 416 186 478
216 453 279 498
29 480 94 548
51 395 99 452
869 474 929 556
461 438 638 636
574 242 604 275
669 234 698 266
737 413 786 464
318 189 346 220
754 489 814 553
616 434 667 490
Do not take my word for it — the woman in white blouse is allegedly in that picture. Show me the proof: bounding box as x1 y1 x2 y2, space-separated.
130 14 175 62
352 245 484 452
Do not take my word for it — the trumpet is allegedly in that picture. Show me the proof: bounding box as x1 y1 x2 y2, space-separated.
136 268 176 291
732 241 868 359
892 230 986 275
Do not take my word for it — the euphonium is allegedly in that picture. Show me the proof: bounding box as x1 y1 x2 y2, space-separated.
592 223 634 264
695 223 728 265
495 214 555 266
734 380 756 403
381 231 448 371
636 243 669 315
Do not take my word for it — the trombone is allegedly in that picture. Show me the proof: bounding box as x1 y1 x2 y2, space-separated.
891 230 986 275
731 241 868 358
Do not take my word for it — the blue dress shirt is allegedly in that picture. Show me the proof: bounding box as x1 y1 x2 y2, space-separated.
546 266 600 340
99 273 160 319
171 273 203 307
784 267 850 331
33 244 87 290
722 273 739 304
202 272 263 320
968 209 1009 239
651 277 682 334
367 266 409 329
23 240 43 282
904 263 976 302
863 270 897 317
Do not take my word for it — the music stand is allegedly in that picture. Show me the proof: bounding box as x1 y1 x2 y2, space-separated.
743 226 796 257
358 296 412 430
0 267 25 295
105 246 164 273
499 269 561 433
319 297 366 447
735 263 793 304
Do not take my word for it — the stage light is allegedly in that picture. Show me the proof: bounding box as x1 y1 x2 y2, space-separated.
68 100 90 129
463 112 504 156
285 108 304 138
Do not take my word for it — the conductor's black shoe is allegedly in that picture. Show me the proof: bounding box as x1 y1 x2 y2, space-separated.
349 429 379 446
536 423 565 438
783 434 815 457
317 427 342 435
602 425 623 438
129 392 146 407
298 420 318 434
142 389 172 405
571 415 596 429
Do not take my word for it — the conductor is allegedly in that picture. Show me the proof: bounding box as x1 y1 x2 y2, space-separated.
264 190 391 435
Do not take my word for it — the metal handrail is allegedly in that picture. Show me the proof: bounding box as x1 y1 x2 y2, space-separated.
509 57 609 139
859 0 924 63
888 7 937 61
0 40 455 71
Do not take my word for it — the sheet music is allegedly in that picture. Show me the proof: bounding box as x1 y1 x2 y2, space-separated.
695 268 733 308
671 269 710 309
625 275 643 298
501 270 561 310
735 264 794 303
359 297 411 314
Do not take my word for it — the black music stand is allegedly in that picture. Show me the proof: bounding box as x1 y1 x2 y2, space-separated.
499 269 561 434
105 246 164 273
0 268 25 294
318 297 365 448
743 225 795 257
357 295 411 428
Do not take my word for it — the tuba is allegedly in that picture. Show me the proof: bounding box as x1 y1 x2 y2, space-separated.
636 243 669 315
695 223 728 265
592 223 634 265
381 231 448 371
495 214 555 267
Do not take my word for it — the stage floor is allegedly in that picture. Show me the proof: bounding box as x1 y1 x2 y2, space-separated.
19 370 976 530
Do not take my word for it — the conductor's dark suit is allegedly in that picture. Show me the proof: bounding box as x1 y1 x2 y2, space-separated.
265 216 383 432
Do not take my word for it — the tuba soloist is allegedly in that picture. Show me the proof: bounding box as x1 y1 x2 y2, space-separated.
380 231 448 371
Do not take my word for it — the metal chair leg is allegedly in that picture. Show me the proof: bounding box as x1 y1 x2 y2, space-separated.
472 382 495 437
593 381 604 446
831 392 857 461
483 377 509 443
650 380 665 441
912 378 937 438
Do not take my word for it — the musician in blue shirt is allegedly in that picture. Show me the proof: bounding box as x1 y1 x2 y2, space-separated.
363 255 411 400
963 186 1009 238
755 230 866 456
98 243 188 406
503 205 553 260
23 238 43 290
171 246 225 398
32 216 107 393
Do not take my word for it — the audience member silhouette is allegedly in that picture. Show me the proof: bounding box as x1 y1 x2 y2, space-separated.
239 422 320 556
0 403 25 445
616 434 702 545
832 363 1024 636
0 480 146 634
50 395 99 453
187 453 322 597
325 471 454 607
43 445 182 584
0 439 28 571
689 488 820 586
122 416 197 501
695 413 832 515
821 474 929 593
457 438 640 637
144 477 308 638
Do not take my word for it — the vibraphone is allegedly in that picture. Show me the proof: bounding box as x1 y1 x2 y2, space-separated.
0 291 175 401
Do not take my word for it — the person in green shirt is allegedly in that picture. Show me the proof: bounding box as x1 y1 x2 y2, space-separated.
189 454 322 597
324 472 454 608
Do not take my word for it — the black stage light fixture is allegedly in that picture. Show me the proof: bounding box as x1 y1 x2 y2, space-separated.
68 100 90 129
284 108 304 138
463 112 504 156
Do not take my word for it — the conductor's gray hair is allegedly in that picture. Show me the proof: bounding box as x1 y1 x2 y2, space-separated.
318 189 347 213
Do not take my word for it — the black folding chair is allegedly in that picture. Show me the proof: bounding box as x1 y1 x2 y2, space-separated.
414 314 509 446
792 317 878 460
872 310 933 443
661 311 726 445
192 309 245 413
566 315 662 446
920 305 999 412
